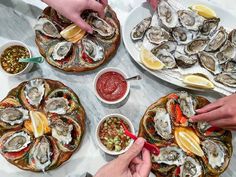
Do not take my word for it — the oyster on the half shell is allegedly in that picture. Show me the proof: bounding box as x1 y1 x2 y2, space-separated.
215 72 236 87
178 92 197 118
229 29 236 46
151 41 177 55
200 18 220 36
146 26 171 45
180 156 202 177
216 40 236 64
155 50 176 68
172 27 196 45
131 17 151 41
175 52 198 68
185 37 209 55
223 60 236 72
52 41 72 61
45 97 69 114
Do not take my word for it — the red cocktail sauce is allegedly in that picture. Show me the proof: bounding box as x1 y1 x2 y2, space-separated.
96 71 128 102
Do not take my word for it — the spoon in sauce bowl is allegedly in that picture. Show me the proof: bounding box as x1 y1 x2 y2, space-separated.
125 75 142 82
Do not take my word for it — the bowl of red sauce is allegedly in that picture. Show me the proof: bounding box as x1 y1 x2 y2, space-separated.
95 114 135 155
94 67 130 104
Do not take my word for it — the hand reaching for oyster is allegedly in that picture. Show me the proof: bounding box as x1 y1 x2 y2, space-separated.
147 0 159 10
42 0 108 33
191 93 236 131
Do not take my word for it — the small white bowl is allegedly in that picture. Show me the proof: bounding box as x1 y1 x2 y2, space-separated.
0 40 33 76
93 67 130 105
95 114 135 156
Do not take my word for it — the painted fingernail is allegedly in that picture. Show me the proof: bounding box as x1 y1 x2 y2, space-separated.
136 138 145 145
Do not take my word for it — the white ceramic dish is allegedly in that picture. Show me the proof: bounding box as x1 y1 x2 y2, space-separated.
0 40 33 76
95 114 135 156
123 1 236 95
93 67 130 105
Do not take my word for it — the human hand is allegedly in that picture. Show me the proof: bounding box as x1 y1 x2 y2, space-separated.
190 94 236 131
42 0 108 33
147 0 159 10
95 138 151 177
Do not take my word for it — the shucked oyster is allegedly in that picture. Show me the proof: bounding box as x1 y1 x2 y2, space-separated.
200 18 220 36
45 97 69 114
172 27 196 45
185 37 209 55
154 108 173 140
215 72 236 88
175 52 198 68
34 18 61 38
146 26 171 45
178 92 197 118
131 17 151 41
52 41 72 61
155 50 176 68
24 79 45 107
180 156 202 177
229 29 236 46
151 41 177 55
223 60 236 72
157 0 178 28
0 107 29 126
216 40 236 64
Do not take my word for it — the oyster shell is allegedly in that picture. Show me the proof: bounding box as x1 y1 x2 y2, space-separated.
223 60 236 72
198 51 222 75
178 10 204 31
0 107 29 126
215 72 236 87
180 156 202 177
24 79 45 107
87 13 115 39
216 40 236 64
229 29 236 46
205 27 228 52
185 37 209 55
197 121 225 137
178 92 197 118
172 27 195 45
175 52 198 68
45 97 69 114
200 18 220 36
154 108 173 140
81 38 104 62
51 119 73 145
153 146 185 166
2 131 31 153
151 41 177 55
131 17 151 41
146 26 171 45
34 18 61 38
158 0 178 28
52 41 72 61
155 50 176 68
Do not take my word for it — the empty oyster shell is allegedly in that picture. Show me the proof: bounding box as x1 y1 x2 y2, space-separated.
185 37 209 55
24 79 45 107
215 72 236 87
51 119 73 145
52 41 72 61
131 17 151 41
175 52 198 68
0 107 29 126
223 60 236 72
154 108 173 140
151 41 177 55
87 13 115 39
172 27 196 45
216 40 236 64
178 10 204 31
155 50 176 69
200 18 220 36
146 26 171 45
178 92 197 118
180 156 202 177
153 145 185 166
45 97 69 114
81 38 104 62
34 18 61 38
198 51 222 75
158 0 178 28
229 29 236 46
205 27 228 52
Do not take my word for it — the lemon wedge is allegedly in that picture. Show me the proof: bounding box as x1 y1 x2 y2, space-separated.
175 127 204 157
190 4 217 19
140 47 165 70
183 75 215 89
60 24 86 43
29 111 51 138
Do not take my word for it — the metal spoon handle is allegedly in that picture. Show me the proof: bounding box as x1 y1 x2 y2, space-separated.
19 57 44 63
125 75 142 81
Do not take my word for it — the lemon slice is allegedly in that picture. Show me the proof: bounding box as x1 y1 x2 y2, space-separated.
190 4 217 19
183 75 215 89
140 47 165 70
29 111 51 138
60 24 86 43
175 127 204 157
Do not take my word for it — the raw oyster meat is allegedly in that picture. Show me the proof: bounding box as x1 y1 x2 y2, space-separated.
24 79 45 107
215 72 236 87
34 18 61 38
52 41 72 61
216 40 236 64
146 26 171 45
2 131 31 153
205 27 228 52
155 50 176 68
198 51 221 75
200 18 220 36
180 156 202 177
151 41 177 55
158 0 178 28
45 97 69 114
131 17 151 41
153 146 185 166
229 29 236 46
185 37 209 55
154 108 173 140
178 10 204 31
172 27 195 45
51 119 73 145
223 60 236 72
0 107 29 126
175 52 198 68
178 92 197 118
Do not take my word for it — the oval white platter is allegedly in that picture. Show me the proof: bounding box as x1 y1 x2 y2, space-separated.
123 0 236 96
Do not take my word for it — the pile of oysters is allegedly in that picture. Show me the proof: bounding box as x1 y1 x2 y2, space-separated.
131 0 236 89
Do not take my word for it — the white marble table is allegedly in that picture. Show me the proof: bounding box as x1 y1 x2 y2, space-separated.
0 0 236 177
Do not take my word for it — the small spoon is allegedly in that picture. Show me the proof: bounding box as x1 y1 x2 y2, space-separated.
120 120 160 156
125 75 142 81
19 57 44 63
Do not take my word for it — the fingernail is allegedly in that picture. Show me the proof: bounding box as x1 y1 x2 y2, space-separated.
88 29 93 34
195 109 200 113
136 138 145 145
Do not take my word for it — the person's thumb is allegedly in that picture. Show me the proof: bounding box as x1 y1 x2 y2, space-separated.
119 138 145 165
